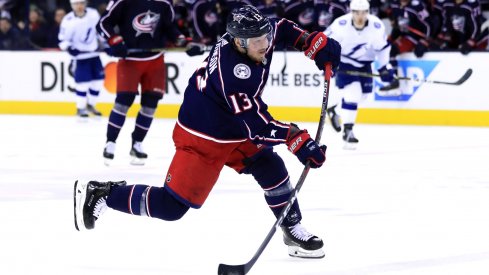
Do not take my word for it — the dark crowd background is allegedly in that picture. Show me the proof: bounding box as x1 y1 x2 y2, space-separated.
1 0 488 54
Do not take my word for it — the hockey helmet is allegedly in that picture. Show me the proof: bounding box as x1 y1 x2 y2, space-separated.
226 5 272 48
70 0 86 4
350 0 370 11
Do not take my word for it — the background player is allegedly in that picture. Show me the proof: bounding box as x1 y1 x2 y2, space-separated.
75 5 341 259
97 0 186 165
58 0 104 119
324 0 395 149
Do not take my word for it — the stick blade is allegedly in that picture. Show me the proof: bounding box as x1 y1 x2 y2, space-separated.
455 68 473 85
218 264 246 275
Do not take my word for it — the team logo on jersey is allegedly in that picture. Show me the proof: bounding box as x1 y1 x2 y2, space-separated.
132 10 161 37
234 64 251 79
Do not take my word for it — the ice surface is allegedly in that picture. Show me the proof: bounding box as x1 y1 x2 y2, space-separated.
0 115 488 275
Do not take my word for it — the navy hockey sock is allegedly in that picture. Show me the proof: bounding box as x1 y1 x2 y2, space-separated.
131 107 155 142
106 93 135 142
242 148 302 227
106 185 189 221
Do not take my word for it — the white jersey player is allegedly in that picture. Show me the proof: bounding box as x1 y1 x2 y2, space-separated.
324 0 395 149
59 0 104 118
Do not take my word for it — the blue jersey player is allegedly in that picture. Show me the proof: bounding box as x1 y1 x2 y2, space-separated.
74 5 341 259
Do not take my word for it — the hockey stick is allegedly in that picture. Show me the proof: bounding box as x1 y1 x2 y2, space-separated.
338 68 473 86
217 63 332 275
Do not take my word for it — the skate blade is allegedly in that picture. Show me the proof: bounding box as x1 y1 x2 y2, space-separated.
343 142 358 150
73 180 87 231
130 157 146 166
288 246 325 259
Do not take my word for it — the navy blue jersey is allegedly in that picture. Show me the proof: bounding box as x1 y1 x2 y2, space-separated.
97 0 181 59
281 0 316 32
178 18 310 145
390 0 431 41
187 0 220 44
441 0 483 41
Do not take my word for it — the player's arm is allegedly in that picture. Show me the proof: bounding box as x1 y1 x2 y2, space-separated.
229 91 326 168
273 18 341 71
96 0 127 57
58 16 72 51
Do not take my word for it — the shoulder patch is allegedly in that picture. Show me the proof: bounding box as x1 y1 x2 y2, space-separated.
339 19 347 25
374 22 381 29
234 64 251 79
412 0 420 5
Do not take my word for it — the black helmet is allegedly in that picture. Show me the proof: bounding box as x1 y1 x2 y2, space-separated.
226 5 272 40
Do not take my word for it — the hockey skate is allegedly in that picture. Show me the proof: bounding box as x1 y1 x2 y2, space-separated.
103 141 116 166
77 108 89 120
73 180 126 231
326 106 342 132
343 123 359 150
282 223 325 258
130 141 147 165
87 104 102 117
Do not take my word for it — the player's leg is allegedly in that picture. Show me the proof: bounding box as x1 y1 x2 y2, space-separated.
74 123 233 230
339 81 362 149
130 56 165 165
130 92 162 165
228 144 324 258
86 57 105 116
103 60 141 164
72 59 90 118
326 79 343 132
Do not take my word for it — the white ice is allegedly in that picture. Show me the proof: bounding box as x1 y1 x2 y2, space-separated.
0 114 488 275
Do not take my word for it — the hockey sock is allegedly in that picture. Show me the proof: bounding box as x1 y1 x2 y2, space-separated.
131 106 155 142
87 89 99 107
106 185 189 221
75 90 87 109
242 148 302 227
106 93 135 142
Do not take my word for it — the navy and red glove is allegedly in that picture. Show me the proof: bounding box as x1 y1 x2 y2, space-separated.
303 31 341 72
286 125 326 168
106 35 127 58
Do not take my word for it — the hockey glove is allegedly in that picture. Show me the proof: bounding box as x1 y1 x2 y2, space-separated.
186 42 206 56
68 47 80 57
106 35 127 58
303 31 341 72
459 39 475 55
414 40 429 58
378 65 395 83
286 125 326 168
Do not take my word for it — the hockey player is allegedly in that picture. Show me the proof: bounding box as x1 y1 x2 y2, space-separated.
381 0 431 91
324 0 394 149
58 0 103 118
97 0 185 165
437 0 488 54
75 5 341 259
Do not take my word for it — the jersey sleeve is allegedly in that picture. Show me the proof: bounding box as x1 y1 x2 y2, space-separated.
372 18 391 68
97 0 125 40
58 16 72 50
272 18 309 50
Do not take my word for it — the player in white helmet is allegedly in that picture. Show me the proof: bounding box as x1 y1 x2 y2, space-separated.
324 0 395 149
58 0 104 118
